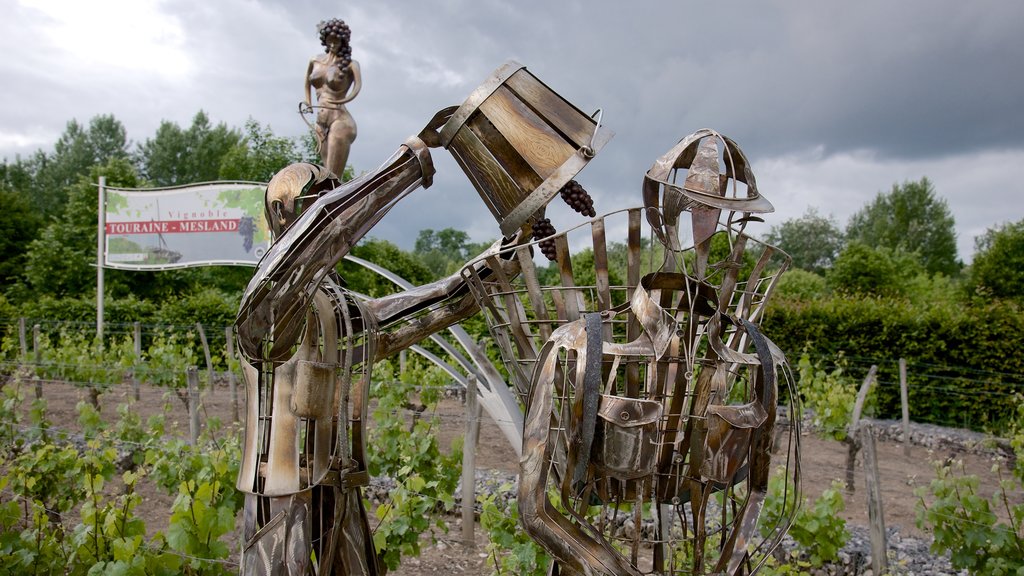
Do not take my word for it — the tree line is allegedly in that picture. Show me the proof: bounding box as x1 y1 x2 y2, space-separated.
2 111 1022 431
764 177 1023 302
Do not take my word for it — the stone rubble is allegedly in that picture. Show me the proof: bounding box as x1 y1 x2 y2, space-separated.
366 413 1011 574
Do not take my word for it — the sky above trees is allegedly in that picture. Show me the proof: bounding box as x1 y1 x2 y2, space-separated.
1 0 1022 260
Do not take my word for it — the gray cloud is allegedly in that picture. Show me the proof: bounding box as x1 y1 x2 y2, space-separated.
2 0 1022 260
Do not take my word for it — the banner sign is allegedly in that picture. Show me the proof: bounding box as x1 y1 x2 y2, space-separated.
103 182 270 270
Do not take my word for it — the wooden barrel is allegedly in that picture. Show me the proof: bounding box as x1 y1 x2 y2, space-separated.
440 61 613 236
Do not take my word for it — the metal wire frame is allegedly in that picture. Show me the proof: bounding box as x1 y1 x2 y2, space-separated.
461 206 800 575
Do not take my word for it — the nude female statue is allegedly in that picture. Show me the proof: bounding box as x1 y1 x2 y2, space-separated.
303 18 361 178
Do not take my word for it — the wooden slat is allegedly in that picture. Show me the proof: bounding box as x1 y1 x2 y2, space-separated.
517 246 553 341
264 359 300 494
549 284 567 324
591 218 612 312
450 125 522 216
625 209 642 396
716 234 748 313
468 113 544 194
237 361 261 492
479 85 576 180
861 425 889 575
554 235 581 322
488 255 538 362
505 70 595 148
449 144 504 222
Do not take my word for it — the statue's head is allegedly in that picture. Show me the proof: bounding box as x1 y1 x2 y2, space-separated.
317 18 352 64
643 128 775 279
264 163 340 238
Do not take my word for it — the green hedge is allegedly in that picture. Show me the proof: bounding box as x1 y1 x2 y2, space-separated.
763 296 1024 432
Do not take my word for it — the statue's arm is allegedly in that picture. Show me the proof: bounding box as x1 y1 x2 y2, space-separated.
235 137 435 361
366 242 521 360
304 59 316 107
339 60 362 105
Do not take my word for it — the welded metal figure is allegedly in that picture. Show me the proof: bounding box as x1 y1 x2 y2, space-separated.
461 130 800 575
234 61 607 575
236 55 797 574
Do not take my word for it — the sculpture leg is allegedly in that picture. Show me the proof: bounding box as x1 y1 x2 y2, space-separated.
323 117 356 178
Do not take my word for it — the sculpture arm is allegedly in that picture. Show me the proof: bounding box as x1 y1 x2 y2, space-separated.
366 241 521 360
236 137 435 361
304 59 316 107
338 60 362 105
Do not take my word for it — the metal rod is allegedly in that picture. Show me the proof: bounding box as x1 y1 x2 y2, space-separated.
33 324 41 400
899 358 910 457
196 322 214 391
462 375 481 548
18 317 26 359
133 322 142 402
187 366 201 445
96 176 106 343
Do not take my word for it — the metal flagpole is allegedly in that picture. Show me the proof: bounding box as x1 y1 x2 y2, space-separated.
96 176 105 343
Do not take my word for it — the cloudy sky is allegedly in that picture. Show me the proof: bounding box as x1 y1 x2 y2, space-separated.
2 0 1022 261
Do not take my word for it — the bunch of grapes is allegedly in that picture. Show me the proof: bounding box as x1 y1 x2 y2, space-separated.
559 180 596 217
318 19 353 68
531 217 558 261
239 216 255 252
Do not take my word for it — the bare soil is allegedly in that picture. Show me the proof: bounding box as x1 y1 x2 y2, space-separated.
14 377 1017 575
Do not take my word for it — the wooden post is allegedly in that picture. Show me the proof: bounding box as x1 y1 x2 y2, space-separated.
225 326 239 423
845 365 877 492
849 365 877 431
462 375 481 548
399 349 407 375
900 358 910 457
187 367 201 445
195 323 214 391
32 324 42 400
860 425 888 574
132 322 142 402
18 317 27 360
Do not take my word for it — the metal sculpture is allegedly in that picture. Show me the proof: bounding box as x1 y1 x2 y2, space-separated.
302 18 361 178
235 59 798 575
460 129 800 574
235 61 605 575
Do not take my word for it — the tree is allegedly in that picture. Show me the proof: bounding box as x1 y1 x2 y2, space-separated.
773 269 828 301
0 185 42 286
413 228 480 279
845 177 960 276
765 207 844 274
337 238 434 297
21 158 140 299
32 115 130 218
826 241 923 298
135 111 241 186
968 219 1024 301
217 119 302 182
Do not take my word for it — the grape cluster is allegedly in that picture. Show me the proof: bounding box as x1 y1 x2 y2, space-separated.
531 217 558 261
559 180 596 217
239 216 255 252
318 19 353 68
